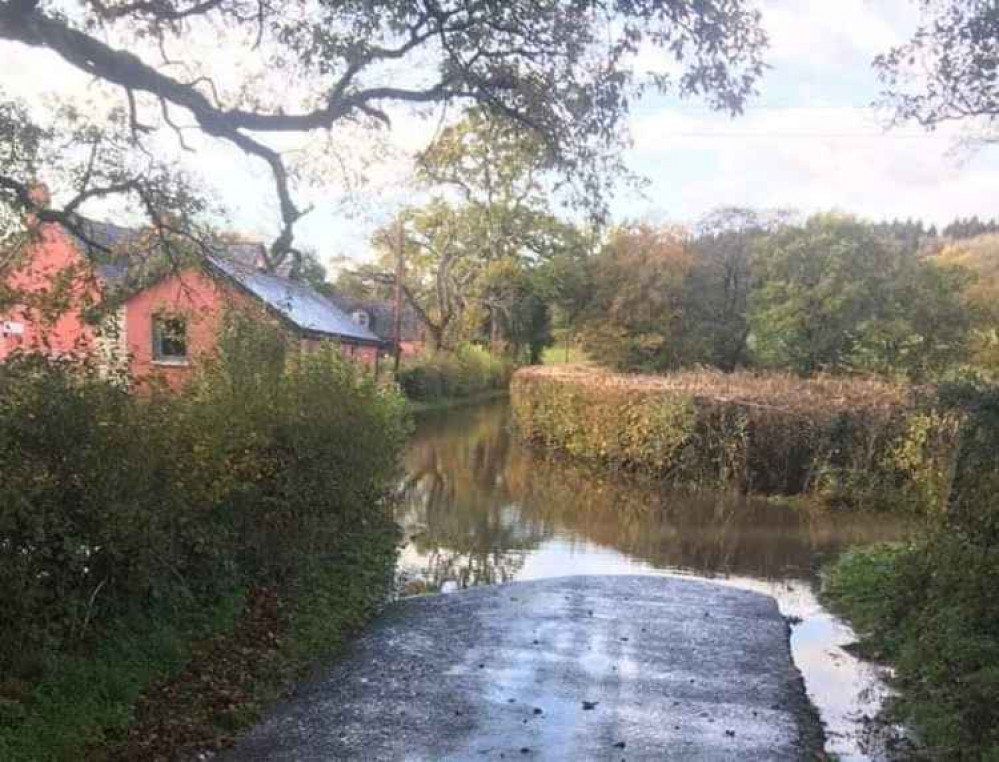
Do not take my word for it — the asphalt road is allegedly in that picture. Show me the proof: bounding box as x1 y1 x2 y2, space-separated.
225 575 823 761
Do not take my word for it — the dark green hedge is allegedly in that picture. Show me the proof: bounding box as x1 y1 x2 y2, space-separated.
397 345 512 402
0 315 409 759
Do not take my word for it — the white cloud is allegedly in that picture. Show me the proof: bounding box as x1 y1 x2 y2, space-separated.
760 0 912 71
625 101 998 226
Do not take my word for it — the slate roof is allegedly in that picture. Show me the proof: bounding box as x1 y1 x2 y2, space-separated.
65 218 381 345
327 295 425 342
208 255 382 344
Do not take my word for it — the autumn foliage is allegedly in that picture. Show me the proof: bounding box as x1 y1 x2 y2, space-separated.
511 364 960 509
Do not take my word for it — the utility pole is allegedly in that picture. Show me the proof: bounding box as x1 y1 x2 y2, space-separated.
392 219 405 375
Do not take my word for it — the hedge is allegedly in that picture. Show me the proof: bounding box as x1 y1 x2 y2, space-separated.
510 364 961 510
397 344 513 403
0 314 409 759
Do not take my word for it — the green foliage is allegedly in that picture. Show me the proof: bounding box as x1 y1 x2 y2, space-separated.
748 213 971 379
822 544 913 656
936 234 999 376
397 344 513 403
824 382 999 760
0 317 408 758
826 540 999 760
570 211 984 382
368 111 590 358
510 365 949 507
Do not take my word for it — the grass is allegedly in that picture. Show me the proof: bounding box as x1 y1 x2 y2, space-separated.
541 344 589 365
0 522 399 762
824 541 999 759
821 544 910 659
0 592 247 761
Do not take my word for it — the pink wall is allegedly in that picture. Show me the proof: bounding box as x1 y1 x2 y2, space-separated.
399 340 425 358
124 267 230 390
128 272 381 389
3 224 382 389
0 224 98 361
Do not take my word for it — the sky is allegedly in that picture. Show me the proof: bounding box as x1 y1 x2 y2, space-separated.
2 0 998 271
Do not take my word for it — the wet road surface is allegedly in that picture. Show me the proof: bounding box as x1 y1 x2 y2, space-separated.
226 576 822 761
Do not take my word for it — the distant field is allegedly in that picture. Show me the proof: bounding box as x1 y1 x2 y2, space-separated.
541 344 589 365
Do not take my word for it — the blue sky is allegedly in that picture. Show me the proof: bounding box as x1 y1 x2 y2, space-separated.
2 1 998 270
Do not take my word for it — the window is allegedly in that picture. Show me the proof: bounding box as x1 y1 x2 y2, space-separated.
152 315 188 362
350 309 370 329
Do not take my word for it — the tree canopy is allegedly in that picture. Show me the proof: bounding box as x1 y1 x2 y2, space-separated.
876 0 999 141
0 0 767 271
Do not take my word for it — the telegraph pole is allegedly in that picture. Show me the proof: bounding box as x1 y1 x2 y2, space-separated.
392 219 405 375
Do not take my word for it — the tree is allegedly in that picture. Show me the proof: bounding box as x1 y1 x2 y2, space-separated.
369 110 590 357
372 201 477 353
415 108 595 352
749 214 970 379
579 223 693 372
471 258 552 363
876 1 999 141
0 0 767 272
685 207 791 370
936 234 999 374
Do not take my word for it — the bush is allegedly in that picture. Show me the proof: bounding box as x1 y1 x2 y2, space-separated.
510 364 959 507
0 315 409 758
396 344 513 402
825 541 999 759
824 382 999 759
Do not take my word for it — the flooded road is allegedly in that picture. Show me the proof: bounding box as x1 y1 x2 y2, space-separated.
396 399 911 761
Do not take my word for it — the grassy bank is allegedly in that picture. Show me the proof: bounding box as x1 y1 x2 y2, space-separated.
824 541 999 759
0 316 409 761
511 365 957 509
823 382 999 759
407 388 510 415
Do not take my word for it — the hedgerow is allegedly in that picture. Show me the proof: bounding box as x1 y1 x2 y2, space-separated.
0 314 409 760
510 364 959 509
825 380 999 759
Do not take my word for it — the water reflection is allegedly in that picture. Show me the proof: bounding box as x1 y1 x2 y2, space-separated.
398 399 906 591
397 399 912 761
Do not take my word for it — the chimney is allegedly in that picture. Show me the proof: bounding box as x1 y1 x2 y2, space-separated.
28 181 51 208
24 181 50 230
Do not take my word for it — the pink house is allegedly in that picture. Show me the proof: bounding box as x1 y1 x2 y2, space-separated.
0 219 384 389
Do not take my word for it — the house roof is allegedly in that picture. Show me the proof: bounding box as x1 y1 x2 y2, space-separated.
327 295 425 342
65 218 382 345
208 255 381 344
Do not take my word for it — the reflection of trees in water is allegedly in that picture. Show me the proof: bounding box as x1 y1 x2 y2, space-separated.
506 449 909 580
399 401 911 588
397 403 550 590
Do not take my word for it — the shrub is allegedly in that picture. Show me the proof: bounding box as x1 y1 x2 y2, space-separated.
396 344 513 402
0 315 408 758
510 364 957 507
824 382 999 759
825 540 999 759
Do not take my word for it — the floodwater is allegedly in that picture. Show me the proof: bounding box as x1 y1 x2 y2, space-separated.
396 399 911 761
